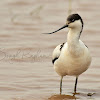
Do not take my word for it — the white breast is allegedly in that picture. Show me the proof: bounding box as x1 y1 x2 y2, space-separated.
53 40 92 77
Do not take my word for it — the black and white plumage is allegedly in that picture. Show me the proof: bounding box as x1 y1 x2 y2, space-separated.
52 43 65 64
45 14 92 94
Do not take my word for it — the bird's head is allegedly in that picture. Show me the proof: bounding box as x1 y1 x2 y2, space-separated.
66 14 83 29
44 14 83 34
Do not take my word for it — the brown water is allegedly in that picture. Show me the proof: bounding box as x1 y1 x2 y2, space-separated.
0 0 100 100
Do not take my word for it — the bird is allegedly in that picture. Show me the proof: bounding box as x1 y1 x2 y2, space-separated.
44 14 92 95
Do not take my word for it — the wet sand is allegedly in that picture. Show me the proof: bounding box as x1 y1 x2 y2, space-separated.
0 0 100 100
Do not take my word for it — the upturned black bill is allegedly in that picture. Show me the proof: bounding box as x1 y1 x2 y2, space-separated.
43 24 68 34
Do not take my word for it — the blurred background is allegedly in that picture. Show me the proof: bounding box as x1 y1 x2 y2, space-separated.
0 0 100 100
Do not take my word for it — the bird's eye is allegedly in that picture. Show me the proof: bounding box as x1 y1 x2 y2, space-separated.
71 19 75 22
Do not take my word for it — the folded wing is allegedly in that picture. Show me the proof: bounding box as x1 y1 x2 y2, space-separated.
52 43 65 64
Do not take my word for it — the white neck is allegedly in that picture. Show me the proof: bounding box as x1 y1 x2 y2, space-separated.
67 20 83 45
67 27 82 56
67 27 81 43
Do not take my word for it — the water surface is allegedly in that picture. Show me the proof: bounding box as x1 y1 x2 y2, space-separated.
0 0 100 100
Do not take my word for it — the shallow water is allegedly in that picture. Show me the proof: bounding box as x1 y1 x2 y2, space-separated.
0 0 100 100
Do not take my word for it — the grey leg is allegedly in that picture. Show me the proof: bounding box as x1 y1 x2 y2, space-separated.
60 76 63 95
74 76 78 93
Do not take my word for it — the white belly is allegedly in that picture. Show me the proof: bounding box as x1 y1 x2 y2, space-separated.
54 43 92 77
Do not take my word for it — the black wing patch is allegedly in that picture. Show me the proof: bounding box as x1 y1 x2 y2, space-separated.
85 44 88 48
52 43 65 64
60 43 65 51
52 57 58 64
